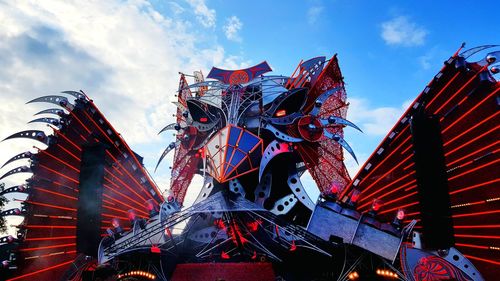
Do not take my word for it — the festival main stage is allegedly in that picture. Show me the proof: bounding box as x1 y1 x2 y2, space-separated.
0 45 498 280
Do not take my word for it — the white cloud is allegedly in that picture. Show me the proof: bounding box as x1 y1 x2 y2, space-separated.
185 0 216 28
0 0 248 234
222 16 242 42
346 97 410 136
380 16 427 47
307 6 323 25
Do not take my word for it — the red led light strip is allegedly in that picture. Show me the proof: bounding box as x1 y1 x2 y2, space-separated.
6 260 75 281
19 243 76 252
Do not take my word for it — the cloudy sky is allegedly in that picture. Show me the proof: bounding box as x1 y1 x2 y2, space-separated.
0 1 497 233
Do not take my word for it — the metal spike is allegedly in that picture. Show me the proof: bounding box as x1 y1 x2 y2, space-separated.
154 141 179 172
26 95 74 110
0 166 32 181
323 131 358 164
34 108 64 117
1 151 33 169
0 184 29 196
158 123 183 135
2 130 49 145
61 90 85 99
309 87 341 116
319 116 362 132
28 117 60 126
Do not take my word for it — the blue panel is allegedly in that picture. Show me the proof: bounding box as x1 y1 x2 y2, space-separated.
228 127 242 146
224 146 234 166
237 131 259 152
230 149 245 168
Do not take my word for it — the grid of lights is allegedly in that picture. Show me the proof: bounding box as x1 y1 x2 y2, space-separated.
348 271 359 280
376 269 398 278
118 270 156 280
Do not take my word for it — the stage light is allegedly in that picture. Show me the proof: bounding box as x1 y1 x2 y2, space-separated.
275 109 287 117
371 199 383 212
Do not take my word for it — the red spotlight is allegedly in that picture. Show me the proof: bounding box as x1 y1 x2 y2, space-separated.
127 209 137 222
221 251 230 259
275 109 287 117
150 245 161 254
348 189 361 207
371 199 383 212
396 209 405 220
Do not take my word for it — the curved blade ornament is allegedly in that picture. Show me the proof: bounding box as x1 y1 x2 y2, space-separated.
309 87 341 116
323 131 358 164
28 117 60 126
264 88 307 117
460 44 499 59
265 112 303 125
34 108 65 117
154 141 180 172
287 165 315 211
194 176 215 204
0 184 29 196
319 116 362 132
262 123 303 143
2 130 50 145
254 172 272 208
158 123 183 135
259 140 293 181
1 151 34 169
0 166 33 181
271 194 297 216
61 90 86 99
26 95 74 110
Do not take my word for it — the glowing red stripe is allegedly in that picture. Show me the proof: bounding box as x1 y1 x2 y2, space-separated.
20 200 76 212
102 193 149 216
455 243 489 250
33 187 77 200
25 236 76 241
69 111 92 134
447 140 499 167
102 213 129 221
19 243 76 252
6 260 75 281
56 143 81 161
38 163 79 184
455 225 500 229
435 67 487 114
455 234 500 239
103 167 149 203
448 158 500 181
55 130 82 151
445 125 499 157
442 87 500 134
464 255 500 265
102 183 148 211
426 72 461 108
444 111 500 147
378 191 418 209
454 210 500 218
450 178 499 195
26 225 76 229
379 201 418 215
359 173 416 205
39 150 80 172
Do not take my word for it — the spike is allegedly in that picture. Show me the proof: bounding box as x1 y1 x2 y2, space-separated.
26 95 74 110
309 87 341 116
2 130 49 145
262 123 303 143
34 108 64 117
0 166 33 180
154 141 178 172
158 123 183 135
319 116 362 132
323 131 358 164
28 117 60 126
1 151 33 169
61 90 85 99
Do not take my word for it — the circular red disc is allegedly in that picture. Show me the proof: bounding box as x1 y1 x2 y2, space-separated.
297 115 323 142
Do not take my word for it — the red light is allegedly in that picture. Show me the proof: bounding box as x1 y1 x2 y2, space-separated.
200 117 208 123
275 109 287 117
329 182 340 194
396 209 405 220
251 251 257 259
151 245 161 254
221 251 230 259
145 199 155 211
127 210 137 221
112 218 121 228
371 199 383 212
289 240 297 252
350 189 361 204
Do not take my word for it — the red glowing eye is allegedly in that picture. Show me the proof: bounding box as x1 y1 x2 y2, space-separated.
200 117 208 122
397 209 405 220
275 109 287 117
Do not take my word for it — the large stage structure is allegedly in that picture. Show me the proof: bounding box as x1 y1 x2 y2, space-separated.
0 45 498 281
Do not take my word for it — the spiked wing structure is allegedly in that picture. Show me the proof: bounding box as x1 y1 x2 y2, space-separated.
1 92 162 281
340 46 499 280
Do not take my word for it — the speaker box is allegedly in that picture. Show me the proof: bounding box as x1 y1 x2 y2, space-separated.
76 143 106 256
410 112 455 250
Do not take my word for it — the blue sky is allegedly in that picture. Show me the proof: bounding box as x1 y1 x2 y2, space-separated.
0 1 498 233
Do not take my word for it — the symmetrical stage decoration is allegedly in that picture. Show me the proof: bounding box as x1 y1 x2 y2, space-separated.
0 44 498 281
